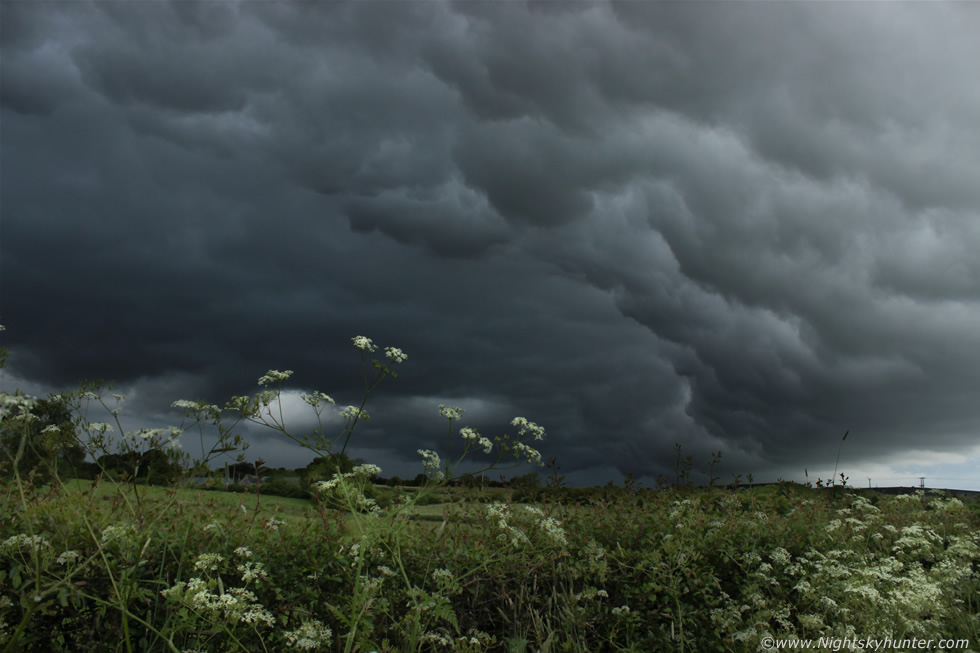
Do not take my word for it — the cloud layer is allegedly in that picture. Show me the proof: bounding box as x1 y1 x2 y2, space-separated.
3 1 979 487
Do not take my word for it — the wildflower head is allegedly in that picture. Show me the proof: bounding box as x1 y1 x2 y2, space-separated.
194 553 225 572
284 619 333 650
460 427 493 454
512 441 542 464
339 405 369 421
301 391 335 407
353 463 382 478
418 449 444 480
439 404 464 420
385 346 408 363
257 369 293 386
511 416 546 440
352 336 377 352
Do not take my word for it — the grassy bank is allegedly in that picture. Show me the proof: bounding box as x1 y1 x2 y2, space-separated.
3 333 978 651
3 474 979 652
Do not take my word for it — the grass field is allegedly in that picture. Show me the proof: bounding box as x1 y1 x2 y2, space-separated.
3 339 978 652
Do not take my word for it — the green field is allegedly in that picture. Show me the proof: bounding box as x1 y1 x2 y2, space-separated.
5 473 979 653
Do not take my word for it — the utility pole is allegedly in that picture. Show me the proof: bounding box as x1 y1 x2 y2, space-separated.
919 476 925 489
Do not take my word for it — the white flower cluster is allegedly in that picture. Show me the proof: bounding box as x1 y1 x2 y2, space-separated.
127 427 182 441
385 346 408 363
536 515 567 547
769 547 792 567
257 369 294 386
439 404 464 420
163 549 279 628
301 391 335 408
511 442 542 464
100 524 134 546
283 619 333 650
161 578 274 627
511 417 546 440
194 553 225 572
237 561 268 584
224 395 255 415
352 336 378 352
313 466 383 514
1 534 51 555
431 568 454 582
353 463 382 477
574 587 609 601
485 503 568 549
418 449 443 481
313 463 383 493
421 629 494 650
0 393 38 422
171 400 198 410
486 503 529 547
460 427 493 454
338 405 369 421
930 495 965 512
265 518 287 532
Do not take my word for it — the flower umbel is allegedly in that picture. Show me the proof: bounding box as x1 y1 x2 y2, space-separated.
352 336 378 352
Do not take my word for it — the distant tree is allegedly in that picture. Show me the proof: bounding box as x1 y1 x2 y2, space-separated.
138 448 184 484
227 461 257 481
95 449 182 485
509 472 542 490
96 452 140 480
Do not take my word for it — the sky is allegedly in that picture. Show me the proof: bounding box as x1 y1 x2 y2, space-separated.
2 1 980 490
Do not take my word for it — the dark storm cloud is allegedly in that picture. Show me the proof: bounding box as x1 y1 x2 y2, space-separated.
3 1 979 487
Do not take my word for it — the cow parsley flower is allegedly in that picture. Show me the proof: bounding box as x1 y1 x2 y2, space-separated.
461 427 493 454
1 534 51 554
512 442 542 464
237 561 268 584
339 405 369 421
439 404 463 420
194 553 224 572
301 391 335 407
511 416 546 440
352 336 377 352
385 346 407 363
353 463 382 478
284 619 333 650
258 369 293 386
418 449 441 473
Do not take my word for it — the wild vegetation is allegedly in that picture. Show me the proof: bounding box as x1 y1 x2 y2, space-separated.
2 326 978 652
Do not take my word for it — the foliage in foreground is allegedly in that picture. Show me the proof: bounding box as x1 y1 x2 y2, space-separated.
1 327 979 652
